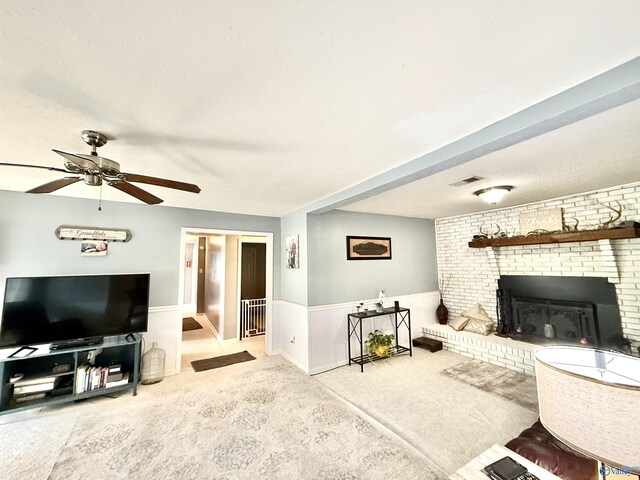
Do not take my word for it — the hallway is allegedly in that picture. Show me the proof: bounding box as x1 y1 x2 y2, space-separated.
180 313 265 371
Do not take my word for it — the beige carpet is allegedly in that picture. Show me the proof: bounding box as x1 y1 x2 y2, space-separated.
1 355 445 480
314 349 539 475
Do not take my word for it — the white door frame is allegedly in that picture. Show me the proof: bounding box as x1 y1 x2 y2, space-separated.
176 227 274 374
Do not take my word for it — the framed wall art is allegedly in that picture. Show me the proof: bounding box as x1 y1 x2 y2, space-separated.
286 234 299 268
346 236 392 260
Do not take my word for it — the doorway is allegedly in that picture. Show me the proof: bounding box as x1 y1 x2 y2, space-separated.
177 228 273 373
240 241 266 339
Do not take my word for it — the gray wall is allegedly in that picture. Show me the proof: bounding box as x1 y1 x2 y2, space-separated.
307 210 438 306
0 190 281 308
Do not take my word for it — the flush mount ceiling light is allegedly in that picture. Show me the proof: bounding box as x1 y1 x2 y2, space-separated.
473 185 513 204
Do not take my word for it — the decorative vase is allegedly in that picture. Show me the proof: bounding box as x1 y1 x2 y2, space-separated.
141 342 166 385
544 323 555 339
374 345 390 357
376 304 384 313
436 298 449 325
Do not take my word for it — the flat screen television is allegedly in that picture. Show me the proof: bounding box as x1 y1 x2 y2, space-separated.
0 273 150 349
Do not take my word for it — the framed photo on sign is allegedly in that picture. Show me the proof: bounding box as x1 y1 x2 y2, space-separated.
346 236 392 260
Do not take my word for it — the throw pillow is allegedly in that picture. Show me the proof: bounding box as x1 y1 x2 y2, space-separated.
462 318 494 335
462 303 492 322
449 315 470 331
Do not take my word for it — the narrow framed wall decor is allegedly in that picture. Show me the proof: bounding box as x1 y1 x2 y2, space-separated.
286 234 300 268
346 236 392 260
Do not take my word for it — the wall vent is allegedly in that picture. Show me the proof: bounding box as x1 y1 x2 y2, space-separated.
448 176 484 187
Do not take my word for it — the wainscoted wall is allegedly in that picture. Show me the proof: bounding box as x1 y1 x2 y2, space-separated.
272 301 310 372
144 305 181 377
435 182 640 343
274 291 440 375
308 291 440 374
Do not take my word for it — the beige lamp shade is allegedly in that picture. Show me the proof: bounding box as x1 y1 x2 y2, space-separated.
535 346 640 472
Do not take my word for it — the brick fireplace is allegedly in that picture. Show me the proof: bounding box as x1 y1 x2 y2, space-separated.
426 182 640 374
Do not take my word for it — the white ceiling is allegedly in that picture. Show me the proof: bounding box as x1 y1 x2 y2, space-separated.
1 1 639 217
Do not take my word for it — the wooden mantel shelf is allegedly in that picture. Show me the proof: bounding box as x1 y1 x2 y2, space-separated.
468 226 640 248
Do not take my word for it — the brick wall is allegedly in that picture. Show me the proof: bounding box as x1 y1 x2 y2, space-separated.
436 182 640 343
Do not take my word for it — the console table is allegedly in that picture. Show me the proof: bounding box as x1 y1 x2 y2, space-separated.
347 306 412 372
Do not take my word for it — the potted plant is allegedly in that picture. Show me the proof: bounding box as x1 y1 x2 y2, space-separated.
365 329 395 358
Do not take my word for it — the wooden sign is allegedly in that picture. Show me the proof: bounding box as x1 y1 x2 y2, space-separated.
519 208 563 234
55 225 132 242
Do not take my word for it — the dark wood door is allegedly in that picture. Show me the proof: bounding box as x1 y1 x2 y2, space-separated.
196 237 206 313
241 243 266 300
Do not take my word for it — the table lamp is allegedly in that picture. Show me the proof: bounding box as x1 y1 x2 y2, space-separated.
535 346 640 479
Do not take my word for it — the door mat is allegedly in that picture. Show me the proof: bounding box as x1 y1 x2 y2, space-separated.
191 350 256 372
440 359 538 412
182 317 203 332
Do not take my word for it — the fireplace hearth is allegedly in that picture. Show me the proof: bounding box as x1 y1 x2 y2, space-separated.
497 275 627 350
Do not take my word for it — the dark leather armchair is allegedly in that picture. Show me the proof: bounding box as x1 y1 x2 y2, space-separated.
505 420 596 480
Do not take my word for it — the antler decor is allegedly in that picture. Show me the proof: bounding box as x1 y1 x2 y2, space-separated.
563 218 579 232
597 201 622 229
479 224 501 239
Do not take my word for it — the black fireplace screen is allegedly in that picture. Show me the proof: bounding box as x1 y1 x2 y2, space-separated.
496 275 625 349
512 297 596 344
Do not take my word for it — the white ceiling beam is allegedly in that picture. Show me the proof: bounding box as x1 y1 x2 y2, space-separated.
302 57 640 216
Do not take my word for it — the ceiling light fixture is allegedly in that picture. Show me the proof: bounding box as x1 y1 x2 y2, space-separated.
473 185 513 204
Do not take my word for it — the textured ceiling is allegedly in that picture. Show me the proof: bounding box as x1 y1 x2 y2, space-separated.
1 1 639 217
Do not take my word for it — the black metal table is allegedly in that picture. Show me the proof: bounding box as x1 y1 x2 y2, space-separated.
347 306 412 372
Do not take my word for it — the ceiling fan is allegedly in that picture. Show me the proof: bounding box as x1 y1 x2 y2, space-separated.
0 130 201 205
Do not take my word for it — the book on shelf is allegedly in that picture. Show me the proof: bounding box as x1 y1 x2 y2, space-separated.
13 375 58 388
108 364 121 374
105 375 129 388
75 365 129 393
13 382 55 396
12 392 46 404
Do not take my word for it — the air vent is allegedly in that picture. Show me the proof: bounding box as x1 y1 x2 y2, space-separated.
448 176 484 187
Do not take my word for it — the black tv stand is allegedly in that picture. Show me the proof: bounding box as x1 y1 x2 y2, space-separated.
50 337 104 350
0 334 141 415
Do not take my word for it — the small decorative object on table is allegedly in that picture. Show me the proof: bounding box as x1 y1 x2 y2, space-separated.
436 275 450 325
356 300 364 313
375 290 385 312
141 342 166 385
365 330 395 358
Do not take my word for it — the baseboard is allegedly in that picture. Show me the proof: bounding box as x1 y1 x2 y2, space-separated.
309 359 348 375
273 349 309 374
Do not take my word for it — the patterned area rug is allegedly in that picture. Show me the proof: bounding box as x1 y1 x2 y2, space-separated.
440 359 538 412
12 357 445 479
182 317 203 332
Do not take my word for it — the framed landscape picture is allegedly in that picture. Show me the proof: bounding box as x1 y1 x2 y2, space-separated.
346 236 392 260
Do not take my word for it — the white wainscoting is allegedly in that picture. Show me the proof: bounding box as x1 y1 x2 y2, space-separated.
272 300 310 373
144 305 180 377
307 291 440 375
155 293 440 378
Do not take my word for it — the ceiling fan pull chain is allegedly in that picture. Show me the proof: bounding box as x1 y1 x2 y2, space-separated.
98 182 103 212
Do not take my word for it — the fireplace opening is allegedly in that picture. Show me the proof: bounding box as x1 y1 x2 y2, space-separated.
497 275 627 351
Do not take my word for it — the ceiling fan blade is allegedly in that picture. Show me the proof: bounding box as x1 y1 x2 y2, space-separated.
52 149 101 170
26 177 82 194
121 173 201 193
0 162 70 174
109 181 163 205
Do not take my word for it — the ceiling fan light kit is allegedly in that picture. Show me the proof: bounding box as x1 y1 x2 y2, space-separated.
474 185 513 205
0 130 201 206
